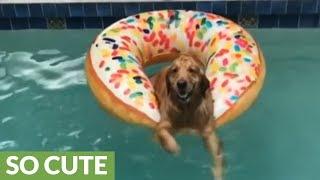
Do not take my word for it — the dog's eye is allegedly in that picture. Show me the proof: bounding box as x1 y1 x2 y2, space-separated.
171 67 178 73
188 67 197 73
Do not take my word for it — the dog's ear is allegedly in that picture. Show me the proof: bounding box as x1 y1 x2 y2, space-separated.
200 74 210 96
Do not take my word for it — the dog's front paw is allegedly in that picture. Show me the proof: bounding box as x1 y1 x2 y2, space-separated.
157 129 180 155
162 137 180 155
212 164 223 180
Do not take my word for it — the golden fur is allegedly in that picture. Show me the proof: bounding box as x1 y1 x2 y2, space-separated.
150 54 224 180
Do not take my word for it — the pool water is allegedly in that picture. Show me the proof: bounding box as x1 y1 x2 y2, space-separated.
1 29 320 180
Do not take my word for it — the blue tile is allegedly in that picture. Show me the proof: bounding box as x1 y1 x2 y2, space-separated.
29 4 43 17
84 17 102 28
15 4 30 17
11 18 29 29
66 17 84 29
102 17 120 28
225 15 238 23
241 1 256 15
154 2 167 10
279 15 299 28
287 1 302 14
2 4 16 17
42 4 57 17
56 4 69 17
96 3 112 17
0 18 11 29
0 6 3 17
140 2 153 12
84 3 97 17
258 15 278 28
212 1 226 15
69 3 84 17
167 2 182 9
299 15 319 27
112 3 125 17
125 3 139 16
256 1 271 15
271 0 287 14
29 18 47 29
226 1 241 15
302 0 318 14
197 2 212 13
182 2 196 11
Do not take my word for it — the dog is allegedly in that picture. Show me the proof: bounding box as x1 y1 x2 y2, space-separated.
150 54 224 180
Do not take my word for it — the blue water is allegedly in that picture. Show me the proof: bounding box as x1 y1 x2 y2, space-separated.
1 29 320 180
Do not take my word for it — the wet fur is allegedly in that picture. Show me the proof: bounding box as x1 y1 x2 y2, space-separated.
150 54 224 180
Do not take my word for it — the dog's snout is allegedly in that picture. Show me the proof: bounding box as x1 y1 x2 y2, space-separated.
177 80 187 89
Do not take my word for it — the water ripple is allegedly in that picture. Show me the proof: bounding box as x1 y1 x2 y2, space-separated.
37 49 61 55
1 116 14 124
14 86 29 94
0 92 13 101
92 138 102 145
67 129 82 139
0 140 18 150
56 146 72 151
2 51 86 91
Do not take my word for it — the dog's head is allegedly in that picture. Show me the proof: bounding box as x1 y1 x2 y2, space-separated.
166 54 209 104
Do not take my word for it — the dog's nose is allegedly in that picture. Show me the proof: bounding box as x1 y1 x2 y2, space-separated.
177 80 187 89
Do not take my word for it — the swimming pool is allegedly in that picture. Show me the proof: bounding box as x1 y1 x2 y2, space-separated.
1 29 320 179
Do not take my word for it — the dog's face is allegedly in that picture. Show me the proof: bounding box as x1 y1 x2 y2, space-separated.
166 55 209 103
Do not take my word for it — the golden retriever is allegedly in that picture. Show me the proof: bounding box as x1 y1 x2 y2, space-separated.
150 54 223 179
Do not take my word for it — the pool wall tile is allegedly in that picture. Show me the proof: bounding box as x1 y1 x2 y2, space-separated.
96 3 112 17
167 2 182 9
125 3 140 16
286 0 302 14
226 1 241 15
239 15 258 28
182 2 197 11
56 4 69 17
11 18 29 29
271 0 287 14
302 0 318 14
196 2 212 13
29 17 47 29
0 1 319 30
15 4 30 18
256 1 271 15
212 1 226 15
154 2 167 10
2 4 16 18
140 2 153 12
241 1 256 15
0 18 11 30
102 17 119 28
258 15 278 28
69 3 84 17
0 5 3 17
279 15 299 28
66 17 84 29
47 18 65 29
84 3 97 17
29 4 43 17
84 17 102 29
42 4 56 17
225 15 239 24
299 15 319 27
112 3 125 17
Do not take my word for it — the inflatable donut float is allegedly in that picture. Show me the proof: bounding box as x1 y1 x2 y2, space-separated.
86 10 266 128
